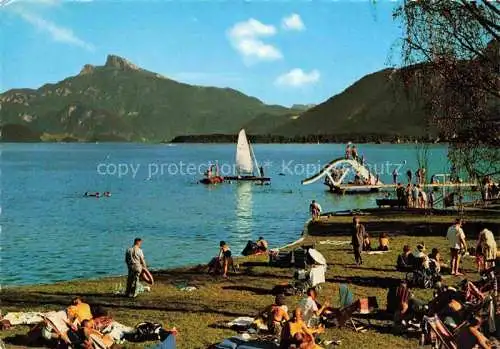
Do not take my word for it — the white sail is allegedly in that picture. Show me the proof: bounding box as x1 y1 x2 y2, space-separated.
236 129 254 175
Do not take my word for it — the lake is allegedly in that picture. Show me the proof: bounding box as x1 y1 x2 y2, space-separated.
1 143 450 285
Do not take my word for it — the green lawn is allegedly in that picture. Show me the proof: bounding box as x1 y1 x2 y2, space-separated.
0 233 481 349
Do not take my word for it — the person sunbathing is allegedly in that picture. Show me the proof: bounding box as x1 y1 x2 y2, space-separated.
292 332 322 349
256 237 268 252
208 241 232 278
281 308 322 349
378 233 389 251
67 297 93 328
396 245 413 271
457 316 492 349
428 248 444 274
411 243 430 270
392 280 426 330
259 294 290 337
362 233 371 252
71 319 113 349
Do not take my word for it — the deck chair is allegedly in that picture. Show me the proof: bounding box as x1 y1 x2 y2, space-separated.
336 284 367 332
421 315 457 349
154 333 176 349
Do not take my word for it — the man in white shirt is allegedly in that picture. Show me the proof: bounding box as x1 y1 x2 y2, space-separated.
301 288 329 327
446 219 468 276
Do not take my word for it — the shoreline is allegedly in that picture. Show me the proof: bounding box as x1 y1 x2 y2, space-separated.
0 140 448 145
1 225 311 289
4 209 500 288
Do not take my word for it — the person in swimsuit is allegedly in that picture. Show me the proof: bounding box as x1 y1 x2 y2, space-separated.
282 308 323 349
456 316 492 349
378 232 389 251
218 241 232 278
256 237 268 252
260 294 289 337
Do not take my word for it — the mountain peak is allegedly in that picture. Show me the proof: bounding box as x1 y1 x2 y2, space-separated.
79 64 95 75
104 54 139 70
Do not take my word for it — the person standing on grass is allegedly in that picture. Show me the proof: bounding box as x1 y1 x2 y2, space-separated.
446 219 468 276
351 216 365 265
125 237 147 298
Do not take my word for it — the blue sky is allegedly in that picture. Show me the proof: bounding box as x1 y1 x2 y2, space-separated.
1 0 403 106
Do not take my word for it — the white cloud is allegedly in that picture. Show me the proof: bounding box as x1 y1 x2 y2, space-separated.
227 18 282 63
275 68 320 87
229 18 276 38
281 13 305 31
3 0 59 6
12 7 94 51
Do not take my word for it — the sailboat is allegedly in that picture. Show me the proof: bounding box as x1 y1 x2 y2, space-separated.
199 129 270 184
224 129 271 183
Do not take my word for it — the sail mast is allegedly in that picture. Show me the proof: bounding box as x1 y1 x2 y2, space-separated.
248 140 260 177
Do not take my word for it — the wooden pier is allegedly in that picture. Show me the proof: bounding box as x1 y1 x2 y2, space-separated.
333 182 479 194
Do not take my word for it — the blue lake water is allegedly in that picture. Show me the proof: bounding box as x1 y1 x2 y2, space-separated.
1 143 450 285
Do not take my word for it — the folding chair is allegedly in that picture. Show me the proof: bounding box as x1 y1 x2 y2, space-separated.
421 315 458 349
337 284 368 332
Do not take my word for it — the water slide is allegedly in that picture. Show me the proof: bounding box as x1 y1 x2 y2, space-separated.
301 158 381 186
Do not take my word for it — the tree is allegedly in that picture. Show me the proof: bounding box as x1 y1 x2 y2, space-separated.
394 0 500 180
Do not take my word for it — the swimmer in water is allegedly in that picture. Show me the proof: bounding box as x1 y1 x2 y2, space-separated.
103 191 111 197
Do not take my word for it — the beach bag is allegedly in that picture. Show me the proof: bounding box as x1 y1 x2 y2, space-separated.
129 322 163 342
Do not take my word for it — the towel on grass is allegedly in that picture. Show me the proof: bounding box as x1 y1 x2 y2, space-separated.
365 251 390 255
227 317 255 329
3 312 43 325
318 240 351 246
102 321 135 343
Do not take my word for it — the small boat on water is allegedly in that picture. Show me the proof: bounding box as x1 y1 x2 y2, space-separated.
223 129 271 183
199 163 224 185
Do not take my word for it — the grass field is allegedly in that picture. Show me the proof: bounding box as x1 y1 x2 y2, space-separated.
1 232 482 349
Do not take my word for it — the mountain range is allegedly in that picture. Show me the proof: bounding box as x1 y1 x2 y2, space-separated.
0 54 429 142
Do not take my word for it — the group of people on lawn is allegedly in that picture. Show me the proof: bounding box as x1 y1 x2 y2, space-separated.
260 289 330 349
395 218 497 276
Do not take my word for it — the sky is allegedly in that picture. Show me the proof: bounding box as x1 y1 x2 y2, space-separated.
0 0 404 107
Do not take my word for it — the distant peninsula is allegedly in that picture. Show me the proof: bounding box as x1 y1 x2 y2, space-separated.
170 134 439 144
